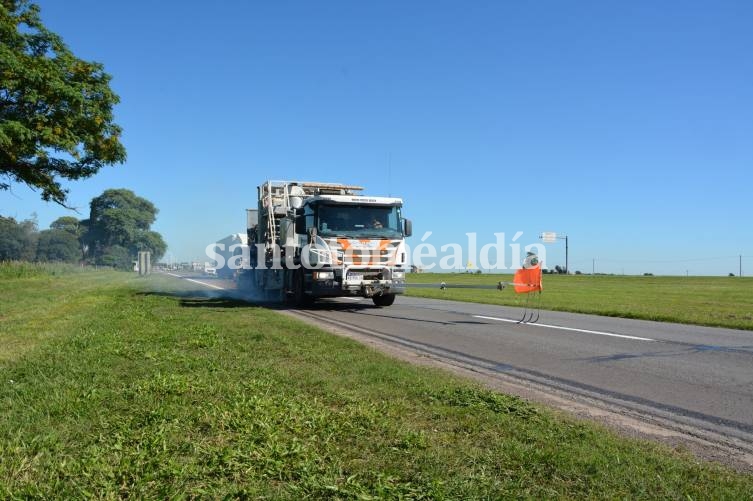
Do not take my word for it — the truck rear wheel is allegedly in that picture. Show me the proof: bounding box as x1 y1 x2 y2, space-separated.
372 293 395 307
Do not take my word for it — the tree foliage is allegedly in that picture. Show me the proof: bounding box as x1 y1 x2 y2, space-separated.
0 214 37 260
50 215 87 259
0 0 126 206
87 189 165 262
36 228 79 262
131 230 167 261
50 215 81 235
98 244 131 270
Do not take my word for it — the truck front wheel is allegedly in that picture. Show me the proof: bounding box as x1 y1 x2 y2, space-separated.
292 269 314 307
372 293 396 307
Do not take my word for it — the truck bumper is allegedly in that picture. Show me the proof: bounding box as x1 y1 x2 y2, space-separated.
311 279 406 297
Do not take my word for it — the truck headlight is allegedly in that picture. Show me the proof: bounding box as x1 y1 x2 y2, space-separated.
392 271 405 279
313 271 334 280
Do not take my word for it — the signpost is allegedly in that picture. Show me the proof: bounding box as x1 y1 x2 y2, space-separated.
137 251 151 276
540 232 568 274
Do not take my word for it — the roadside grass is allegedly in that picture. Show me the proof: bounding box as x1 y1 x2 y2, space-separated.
407 273 753 330
0 271 752 498
0 261 82 279
0 268 122 364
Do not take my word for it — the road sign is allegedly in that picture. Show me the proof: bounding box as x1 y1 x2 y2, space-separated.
541 232 558 243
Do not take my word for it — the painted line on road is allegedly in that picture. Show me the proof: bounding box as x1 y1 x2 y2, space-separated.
473 315 655 342
165 272 226 290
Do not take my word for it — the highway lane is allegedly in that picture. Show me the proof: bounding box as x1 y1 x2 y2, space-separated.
162 273 753 461
293 296 753 443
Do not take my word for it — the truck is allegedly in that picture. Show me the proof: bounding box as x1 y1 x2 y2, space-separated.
238 180 412 307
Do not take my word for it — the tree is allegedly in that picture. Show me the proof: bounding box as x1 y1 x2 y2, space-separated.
87 188 166 262
50 215 87 259
36 228 79 262
88 189 157 246
0 215 37 260
0 1 126 207
50 215 80 235
131 230 167 262
99 244 131 270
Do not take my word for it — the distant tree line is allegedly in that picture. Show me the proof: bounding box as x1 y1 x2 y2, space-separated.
543 265 567 274
1 189 166 269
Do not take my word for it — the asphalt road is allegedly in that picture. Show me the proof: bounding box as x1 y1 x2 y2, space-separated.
164 272 753 461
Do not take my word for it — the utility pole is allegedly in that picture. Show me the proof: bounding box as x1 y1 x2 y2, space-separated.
741 254 743 277
592 258 595 275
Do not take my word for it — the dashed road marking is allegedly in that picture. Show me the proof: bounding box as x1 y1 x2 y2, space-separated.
165 272 225 290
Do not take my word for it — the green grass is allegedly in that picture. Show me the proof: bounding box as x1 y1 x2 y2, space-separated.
1 270 752 498
408 273 753 330
0 261 82 279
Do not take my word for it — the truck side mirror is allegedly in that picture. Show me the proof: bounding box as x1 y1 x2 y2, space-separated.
403 219 412 237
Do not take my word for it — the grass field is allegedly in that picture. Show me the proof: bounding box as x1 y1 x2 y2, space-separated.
1 268 752 498
407 273 753 330
0 261 82 279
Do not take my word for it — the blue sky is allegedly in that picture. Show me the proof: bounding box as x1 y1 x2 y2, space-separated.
2 1 751 275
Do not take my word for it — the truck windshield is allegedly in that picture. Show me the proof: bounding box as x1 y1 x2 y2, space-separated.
317 204 402 238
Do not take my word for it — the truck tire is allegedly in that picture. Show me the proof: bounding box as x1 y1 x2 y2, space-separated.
292 269 314 307
372 293 395 307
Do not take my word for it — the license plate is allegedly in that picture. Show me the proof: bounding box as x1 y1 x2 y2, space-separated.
346 273 363 281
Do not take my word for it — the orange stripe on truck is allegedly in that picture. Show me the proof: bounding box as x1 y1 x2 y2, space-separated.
332 239 398 266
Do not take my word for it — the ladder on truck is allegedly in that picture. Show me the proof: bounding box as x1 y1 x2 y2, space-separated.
257 180 365 248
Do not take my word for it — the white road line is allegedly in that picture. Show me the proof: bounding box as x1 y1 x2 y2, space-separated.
165 272 225 290
473 315 655 342
340 297 363 301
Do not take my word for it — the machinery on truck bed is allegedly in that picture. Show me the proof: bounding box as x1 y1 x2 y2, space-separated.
239 180 412 306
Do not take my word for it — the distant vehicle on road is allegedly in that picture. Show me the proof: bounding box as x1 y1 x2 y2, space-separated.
212 233 249 279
